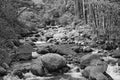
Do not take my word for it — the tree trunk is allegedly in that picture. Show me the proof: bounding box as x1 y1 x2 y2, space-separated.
90 3 98 35
74 0 84 19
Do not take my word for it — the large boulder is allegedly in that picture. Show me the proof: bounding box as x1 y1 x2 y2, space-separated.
48 45 77 55
31 56 45 76
41 53 67 72
12 43 35 61
90 59 108 72
37 44 77 55
82 59 112 80
80 54 100 69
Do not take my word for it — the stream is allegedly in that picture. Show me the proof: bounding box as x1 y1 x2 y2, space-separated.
3 27 120 80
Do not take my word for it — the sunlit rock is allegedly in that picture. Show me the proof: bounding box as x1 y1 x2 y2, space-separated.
41 53 67 72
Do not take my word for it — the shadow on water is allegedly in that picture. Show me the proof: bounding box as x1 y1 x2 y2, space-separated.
45 74 85 80
44 64 86 80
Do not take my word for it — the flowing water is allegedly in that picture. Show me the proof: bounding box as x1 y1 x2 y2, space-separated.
3 40 120 80
3 64 86 80
107 63 120 80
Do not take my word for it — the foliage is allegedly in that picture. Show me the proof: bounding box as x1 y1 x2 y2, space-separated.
82 0 120 42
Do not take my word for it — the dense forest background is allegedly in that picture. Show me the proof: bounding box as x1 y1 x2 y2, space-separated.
0 0 120 50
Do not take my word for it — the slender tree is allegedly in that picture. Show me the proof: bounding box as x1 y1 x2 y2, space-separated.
74 0 84 19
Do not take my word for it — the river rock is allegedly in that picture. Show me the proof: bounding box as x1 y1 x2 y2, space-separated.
12 43 35 61
110 48 120 58
37 44 77 55
31 56 45 76
80 54 100 69
37 47 49 54
71 46 82 53
41 53 67 72
82 60 110 80
82 46 93 53
90 59 108 72
48 45 77 55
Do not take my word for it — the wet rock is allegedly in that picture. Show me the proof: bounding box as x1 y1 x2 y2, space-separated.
82 60 109 80
12 43 35 61
71 46 82 53
90 59 108 72
80 54 100 69
82 46 93 53
31 56 45 76
48 45 77 55
82 70 109 80
41 53 67 72
110 48 120 58
16 43 35 54
37 47 49 54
